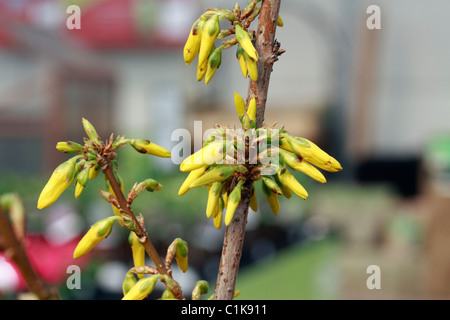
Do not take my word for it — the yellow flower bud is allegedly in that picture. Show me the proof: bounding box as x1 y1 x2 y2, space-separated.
280 149 326 183
128 139 171 158
161 288 176 300
180 141 226 172
246 54 258 82
261 176 282 195
198 15 220 67
236 44 248 78
82 118 101 144
129 232 146 279
234 92 246 120
205 46 222 85
262 181 279 215
286 136 342 172
122 275 159 300
175 239 188 273
212 199 220 219
74 182 84 199
213 197 224 229
37 156 79 209
225 180 243 226
138 178 163 192
183 19 204 66
197 43 216 82
234 22 258 62
88 164 100 180
197 57 208 81
206 182 222 218
247 97 256 122
74 167 90 199
122 271 137 296
56 141 82 154
73 216 120 259
178 167 207 196
279 137 293 152
277 169 308 200
277 15 284 27
190 165 238 188
275 174 292 199
192 280 209 300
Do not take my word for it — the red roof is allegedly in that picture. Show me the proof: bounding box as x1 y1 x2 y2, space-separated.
0 0 198 50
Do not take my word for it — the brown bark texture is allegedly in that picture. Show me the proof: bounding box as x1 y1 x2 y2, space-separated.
214 0 282 300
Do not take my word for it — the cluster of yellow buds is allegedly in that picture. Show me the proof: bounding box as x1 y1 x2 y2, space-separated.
37 118 170 210
37 118 173 278
183 1 283 85
121 238 190 300
178 92 342 226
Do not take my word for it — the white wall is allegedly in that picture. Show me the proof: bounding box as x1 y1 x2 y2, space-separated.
2 0 450 159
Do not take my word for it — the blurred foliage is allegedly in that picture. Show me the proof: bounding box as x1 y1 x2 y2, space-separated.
235 238 339 300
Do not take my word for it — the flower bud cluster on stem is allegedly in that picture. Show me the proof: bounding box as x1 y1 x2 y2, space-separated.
36 118 190 300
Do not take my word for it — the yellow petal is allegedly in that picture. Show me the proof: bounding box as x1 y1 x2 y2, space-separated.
279 137 293 152
183 19 203 65
278 169 308 200
129 232 146 279
122 271 137 296
180 141 225 172
262 181 279 215
225 184 242 226
206 182 222 218
198 15 220 67
235 23 258 62
37 158 77 209
213 206 223 229
238 54 248 78
280 149 326 183
89 164 100 180
288 137 342 172
277 15 284 27
122 276 158 300
178 167 207 196
247 97 256 121
74 182 84 199
246 56 258 82
234 92 246 118
73 217 119 259
189 166 236 188
129 139 171 158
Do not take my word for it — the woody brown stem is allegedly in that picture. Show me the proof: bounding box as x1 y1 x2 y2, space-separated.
214 0 281 300
101 160 185 299
0 208 59 300
247 0 282 128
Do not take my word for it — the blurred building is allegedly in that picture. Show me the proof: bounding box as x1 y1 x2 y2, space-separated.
1 0 449 193
1 0 450 300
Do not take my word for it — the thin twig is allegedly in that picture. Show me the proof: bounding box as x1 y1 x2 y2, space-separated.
214 0 282 300
0 207 59 300
101 160 185 300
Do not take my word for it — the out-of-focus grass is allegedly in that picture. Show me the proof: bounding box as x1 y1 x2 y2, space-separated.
235 239 340 300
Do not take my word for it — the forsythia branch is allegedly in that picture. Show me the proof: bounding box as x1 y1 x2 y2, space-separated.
0 204 59 300
100 159 185 300
214 0 282 300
